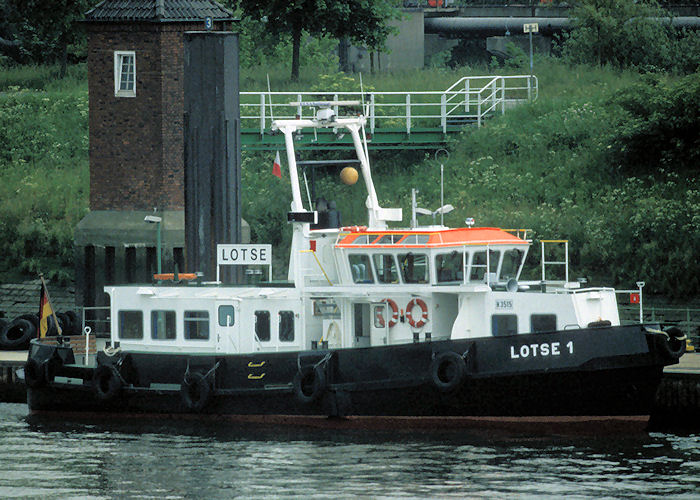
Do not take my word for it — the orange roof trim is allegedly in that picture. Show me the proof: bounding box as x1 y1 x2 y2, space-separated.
336 227 529 248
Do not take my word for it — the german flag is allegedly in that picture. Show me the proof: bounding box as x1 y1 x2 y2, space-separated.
38 282 52 338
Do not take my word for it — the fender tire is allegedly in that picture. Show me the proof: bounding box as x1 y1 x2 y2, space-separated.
18 313 39 331
0 318 36 350
24 358 46 389
430 351 466 393
293 364 326 404
92 365 122 401
657 327 686 360
181 372 211 412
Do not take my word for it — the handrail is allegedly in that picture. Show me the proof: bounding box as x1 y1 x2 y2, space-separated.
240 74 538 137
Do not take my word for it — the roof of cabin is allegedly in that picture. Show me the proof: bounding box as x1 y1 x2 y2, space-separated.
335 227 529 248
85 0 235 22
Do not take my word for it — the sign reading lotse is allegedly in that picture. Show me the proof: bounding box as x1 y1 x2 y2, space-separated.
217 244 272 266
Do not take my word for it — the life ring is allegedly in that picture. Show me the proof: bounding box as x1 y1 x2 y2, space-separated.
293 364 326 404
341 225 367 233
376 299 399 328
430 351 466 393
181 372 212 412
24 358 46 389
656 327 686 360
406 298 429 328
92 365 122 401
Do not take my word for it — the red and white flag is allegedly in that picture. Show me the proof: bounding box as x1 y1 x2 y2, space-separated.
272 151 282 178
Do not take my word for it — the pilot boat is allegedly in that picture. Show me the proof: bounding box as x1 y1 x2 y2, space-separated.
25 104 686 428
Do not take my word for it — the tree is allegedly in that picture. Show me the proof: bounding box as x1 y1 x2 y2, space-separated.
237 0 399 80
561 0 674 70
0 0 90 76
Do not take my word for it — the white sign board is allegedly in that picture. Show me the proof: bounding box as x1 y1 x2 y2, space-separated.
523 23 539 33
217 244 272 266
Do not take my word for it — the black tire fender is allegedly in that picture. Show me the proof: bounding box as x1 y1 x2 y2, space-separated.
293 364 327 404
181 372 211 412
430 351 467 393
0 318 36 350
92 365 122 401
657 327 686 360
24 358 46 389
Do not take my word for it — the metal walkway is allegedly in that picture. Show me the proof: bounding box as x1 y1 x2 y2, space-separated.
240 75 537 150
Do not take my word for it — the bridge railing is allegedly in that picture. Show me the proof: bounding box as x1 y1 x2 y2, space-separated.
240 74 537 137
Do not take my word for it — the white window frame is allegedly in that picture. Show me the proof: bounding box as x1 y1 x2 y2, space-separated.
114 50 136 97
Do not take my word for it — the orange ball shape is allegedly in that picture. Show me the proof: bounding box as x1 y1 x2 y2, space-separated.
340 167 359 185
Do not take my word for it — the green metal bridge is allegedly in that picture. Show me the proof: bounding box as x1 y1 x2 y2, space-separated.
240 75 537 150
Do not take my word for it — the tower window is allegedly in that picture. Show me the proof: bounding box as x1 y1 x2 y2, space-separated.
114 51 136 97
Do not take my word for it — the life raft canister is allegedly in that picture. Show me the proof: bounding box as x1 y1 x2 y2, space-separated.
406 298 429 328
376 299 399 328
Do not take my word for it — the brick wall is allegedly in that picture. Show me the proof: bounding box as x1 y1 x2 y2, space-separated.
86 21 227 211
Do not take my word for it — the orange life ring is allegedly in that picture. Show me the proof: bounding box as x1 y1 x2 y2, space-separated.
376 299 399 328
406 298 429 328
341 225 367 233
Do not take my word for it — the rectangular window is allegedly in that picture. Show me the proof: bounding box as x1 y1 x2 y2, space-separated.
470 251 487 281
279 311 295 342
531 314 557 333
436 251 464 283
349 254 374 283
151 310 176 340
255 310 270 342
373 254 399 283
218 305 235 327
114 51 136 97
492 314 518 336
119 310 143 339
399 253 429 283
184 310 209 340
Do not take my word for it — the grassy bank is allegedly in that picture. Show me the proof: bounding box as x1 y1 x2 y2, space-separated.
1 59 698 299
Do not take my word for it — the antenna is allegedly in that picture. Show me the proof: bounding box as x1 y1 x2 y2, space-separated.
302 170 313 210
435 149 449 226
266 73 274 121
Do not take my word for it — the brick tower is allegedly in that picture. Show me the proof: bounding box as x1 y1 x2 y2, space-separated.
75 0 238 309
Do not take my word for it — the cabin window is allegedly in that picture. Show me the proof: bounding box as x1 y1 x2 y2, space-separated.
376 234 403 244
184 310 209 340
373 254 399 283
531 314 557 333
114 51 136 97
255 310 270 342
349 234 373 245
501 249 524 281
279 311 295 342
151 310 176 340
399 253 429 283
492 314 518 336
218 305 235 327
436 251 464 283
118 310 143 339
401 234 430 245
470 251 487 281
349 254 374 283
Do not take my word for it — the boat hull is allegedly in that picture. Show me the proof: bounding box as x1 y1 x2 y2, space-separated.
26 325 677 423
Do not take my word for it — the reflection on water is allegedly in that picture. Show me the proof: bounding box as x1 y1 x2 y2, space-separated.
1 403 699 499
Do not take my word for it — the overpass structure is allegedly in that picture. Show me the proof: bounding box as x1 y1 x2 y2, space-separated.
240 75 537 151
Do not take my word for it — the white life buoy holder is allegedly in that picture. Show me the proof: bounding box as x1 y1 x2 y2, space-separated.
376 299 399 328
406 298 429 328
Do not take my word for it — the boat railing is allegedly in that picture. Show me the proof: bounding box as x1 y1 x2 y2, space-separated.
240 74 537 136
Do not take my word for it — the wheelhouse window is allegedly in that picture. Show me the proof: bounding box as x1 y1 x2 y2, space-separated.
531 314 557 333
349 254 374 283
218 305 235 327
279 311 295 342
184 310 209 340
373 254 399 283
151 310 176 340
119 310 143 339
375 234 404 244
501 249 524 281
399 253 429 283
114 51 136 97
436 251 464 283
400 234 430 245
489 249 501 280
255 310 270 341
470 251 487 281
492 314 518 336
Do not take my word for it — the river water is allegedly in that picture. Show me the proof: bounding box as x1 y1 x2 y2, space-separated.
0 403 698 499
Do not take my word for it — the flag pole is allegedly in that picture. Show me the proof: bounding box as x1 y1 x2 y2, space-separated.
39 274 63 337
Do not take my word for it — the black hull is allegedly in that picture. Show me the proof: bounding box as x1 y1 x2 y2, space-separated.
26 325 678 424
